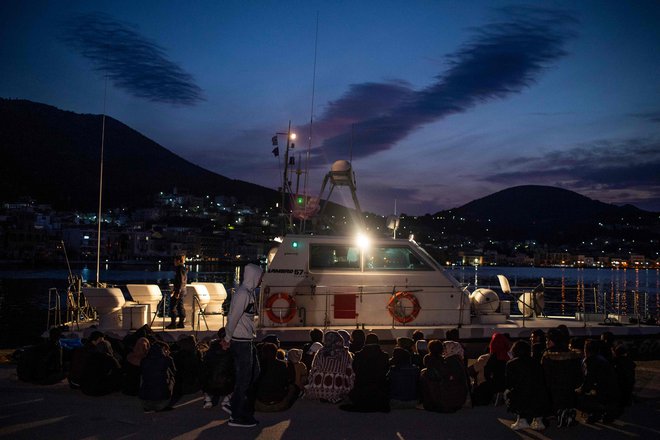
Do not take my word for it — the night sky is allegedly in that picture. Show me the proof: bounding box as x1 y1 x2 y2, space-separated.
2 1 659 215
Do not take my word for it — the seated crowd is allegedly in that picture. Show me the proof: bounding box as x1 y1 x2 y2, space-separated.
15 324 636 430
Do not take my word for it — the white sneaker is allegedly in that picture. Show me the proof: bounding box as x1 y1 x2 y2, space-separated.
511 417 530 430
531 418 545 431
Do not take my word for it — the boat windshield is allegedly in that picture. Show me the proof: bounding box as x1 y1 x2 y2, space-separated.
309 243 432 272
365 245 432 271
310 244 360 270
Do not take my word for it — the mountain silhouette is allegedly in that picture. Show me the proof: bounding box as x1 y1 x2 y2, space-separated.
423 185 657 245
1 98 656 249
0 98 279 210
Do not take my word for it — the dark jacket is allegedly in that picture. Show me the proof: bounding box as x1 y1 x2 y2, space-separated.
541 349 582 411
578 354 620 408
613 356 635 407
388 363 419 402
199 339 235 395
139 344 176 402
171 337 201 395
349 344 390 411
256 357 291 403
505 355 548 418
420 354 468 412
80 342 122 396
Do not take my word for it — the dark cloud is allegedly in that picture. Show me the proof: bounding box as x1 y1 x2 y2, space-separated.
482 138 660 206
313 7 576 159
61 13 203 105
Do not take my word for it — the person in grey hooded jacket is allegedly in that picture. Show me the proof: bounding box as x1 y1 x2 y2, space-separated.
221 263 263 428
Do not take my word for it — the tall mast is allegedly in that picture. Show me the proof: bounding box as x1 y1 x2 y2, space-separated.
95 76 108 286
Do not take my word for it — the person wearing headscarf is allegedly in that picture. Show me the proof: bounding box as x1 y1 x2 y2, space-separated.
440 340 469 411
469 332 511 405
337 329 351 348
419 340 467 412
304 331 355 404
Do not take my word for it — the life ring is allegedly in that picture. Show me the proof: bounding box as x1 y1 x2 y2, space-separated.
387 291 421 324
265 292 297 324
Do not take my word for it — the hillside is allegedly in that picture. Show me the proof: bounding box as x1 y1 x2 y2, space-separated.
0 98 280 210
414 185 658 248
1 98 657 250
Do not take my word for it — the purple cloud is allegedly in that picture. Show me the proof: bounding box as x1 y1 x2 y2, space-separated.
61 13 204 105
311 7 576 159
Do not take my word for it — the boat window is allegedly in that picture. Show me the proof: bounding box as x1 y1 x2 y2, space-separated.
365 246 432 271
310 244 361 270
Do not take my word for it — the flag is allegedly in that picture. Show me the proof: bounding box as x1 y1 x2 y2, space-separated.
272 147 279 157
271 135 278 146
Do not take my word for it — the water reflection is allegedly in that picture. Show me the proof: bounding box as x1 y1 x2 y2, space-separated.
448 265 659 319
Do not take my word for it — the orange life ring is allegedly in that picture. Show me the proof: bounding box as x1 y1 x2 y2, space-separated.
387 291 421 324
265 292 297 324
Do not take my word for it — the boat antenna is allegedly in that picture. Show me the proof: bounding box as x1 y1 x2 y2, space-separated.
95 75 108 286
302 11 319 233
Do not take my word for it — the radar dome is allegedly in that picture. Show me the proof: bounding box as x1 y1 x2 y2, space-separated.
331 160 351 172
470 288 500 314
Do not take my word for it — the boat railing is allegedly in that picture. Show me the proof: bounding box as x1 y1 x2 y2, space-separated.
493 283 658 324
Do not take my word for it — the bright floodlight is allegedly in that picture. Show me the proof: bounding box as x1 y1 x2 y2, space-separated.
290 133 297 140
356 233 370 249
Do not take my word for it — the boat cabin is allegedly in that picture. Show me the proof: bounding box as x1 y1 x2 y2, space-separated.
259 234 471 328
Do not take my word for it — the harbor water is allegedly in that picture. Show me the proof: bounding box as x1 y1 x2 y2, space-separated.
0 263 658 348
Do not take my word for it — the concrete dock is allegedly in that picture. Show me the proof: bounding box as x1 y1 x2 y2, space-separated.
1 361 658 440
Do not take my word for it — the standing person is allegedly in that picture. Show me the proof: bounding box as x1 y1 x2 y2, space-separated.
167 255 187 329
221 263 263 428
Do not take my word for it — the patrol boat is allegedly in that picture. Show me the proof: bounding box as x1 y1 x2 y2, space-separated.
256 159 511 340
259 233 472 329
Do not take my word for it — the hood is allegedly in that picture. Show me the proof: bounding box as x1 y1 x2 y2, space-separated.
287 348 303 363
243 263 263 291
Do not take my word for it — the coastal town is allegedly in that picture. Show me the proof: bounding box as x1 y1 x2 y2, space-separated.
1 188 657 269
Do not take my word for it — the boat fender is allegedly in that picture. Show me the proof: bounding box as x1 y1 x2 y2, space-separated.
265 292 297 324
387 291 421 324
